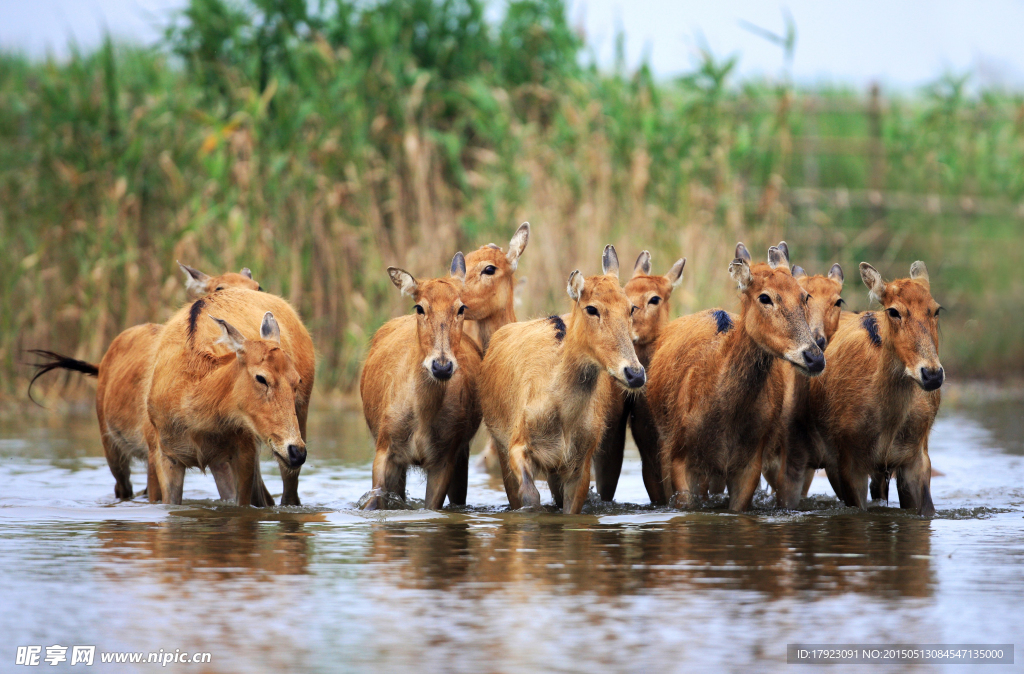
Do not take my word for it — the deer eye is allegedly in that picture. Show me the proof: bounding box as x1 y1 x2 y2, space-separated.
255 374 268 386
835 298 845 307
758 294 773 305
482 265 497 275
649 296 661 305
216 286 224 291
585 306 599 317
887 307 901 319
415 305 425 315
458 305 466 315
934 306 942 317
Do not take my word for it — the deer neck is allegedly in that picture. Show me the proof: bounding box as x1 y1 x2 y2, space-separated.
475 304 517 352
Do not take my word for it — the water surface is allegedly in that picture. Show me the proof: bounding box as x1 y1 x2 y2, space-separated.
1 393 1022 672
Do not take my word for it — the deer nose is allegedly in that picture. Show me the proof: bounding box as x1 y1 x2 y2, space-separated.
287 444 306 467
920 366 944 391
802 348 826 375
623 365 646 389
815 334 827 351
431 360 454 381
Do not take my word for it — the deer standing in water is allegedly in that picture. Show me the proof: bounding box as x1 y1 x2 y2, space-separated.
592 250 685 503
480 245 646 514
646 244 825 512
147 286 314 506
807 261 942 515
359 253 482 510
760 249 846 508
27 263 263 501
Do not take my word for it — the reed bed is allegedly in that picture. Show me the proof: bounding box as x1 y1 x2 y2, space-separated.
3 0 1023 400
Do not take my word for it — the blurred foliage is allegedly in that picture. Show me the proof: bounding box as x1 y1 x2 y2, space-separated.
2 0 1023 399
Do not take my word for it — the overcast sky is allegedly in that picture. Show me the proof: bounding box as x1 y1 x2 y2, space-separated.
3 0 1024 89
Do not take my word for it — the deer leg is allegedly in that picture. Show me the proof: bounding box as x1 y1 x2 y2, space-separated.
563 451 594 515
210 462 237 503
727 447 764 513
507 436 541 510
668 456 698 508
870 470 891 503
425 456 457 510
547 472 564 510
831 448 866 510
801 467 816 498
896 448 935 516
233 449 257 508
102 434 134 500
365 432 398 510
593 406 628 502
144 422 163 504
446 443 470 506
251 461 275 507
278 401 308 507
155 437 185 505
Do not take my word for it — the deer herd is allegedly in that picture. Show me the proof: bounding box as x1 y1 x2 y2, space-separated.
29 223 944 516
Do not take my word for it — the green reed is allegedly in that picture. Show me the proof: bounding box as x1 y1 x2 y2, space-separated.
2 0 1022 400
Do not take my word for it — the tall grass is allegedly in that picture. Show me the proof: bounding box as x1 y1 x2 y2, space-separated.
3 0 1023 400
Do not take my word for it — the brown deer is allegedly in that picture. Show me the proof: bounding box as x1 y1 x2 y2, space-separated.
646 243 825 512
454 223 529 495
760 252 846 508
27 263 262 501
479 245 646 514
807 261 942 515
147 287 314 506
359 253 482 510
592 250 685 503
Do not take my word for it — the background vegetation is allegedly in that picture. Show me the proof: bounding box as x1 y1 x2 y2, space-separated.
3 0 1023 400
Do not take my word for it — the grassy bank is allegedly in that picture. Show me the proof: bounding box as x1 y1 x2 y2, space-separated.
3 0 1023 400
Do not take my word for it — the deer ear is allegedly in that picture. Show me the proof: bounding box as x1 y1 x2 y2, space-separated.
450 252 467 283
210 315 246 355
240 267 253 279
729 258 752 291
665 258 685 288
767 246 787 270
729 257 753 288
792 265 807 278
506 222 530 271
567 270 585 301
632 250 652 278
828 263 844 285
910 260 929 285
602 244 620 278
260 312 281 343
178 261 210 297
735 243 752 263
777 241 790 264
387 267 418 297
860 262 886 304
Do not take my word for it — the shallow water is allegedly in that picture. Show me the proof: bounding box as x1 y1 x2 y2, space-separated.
1 396 1022 672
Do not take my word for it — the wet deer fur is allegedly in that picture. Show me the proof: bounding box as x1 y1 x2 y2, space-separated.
147 286 314 506
646 243 825 512
807 261 942 515
480 245 646 514
359 253 483 510
592 250 685 503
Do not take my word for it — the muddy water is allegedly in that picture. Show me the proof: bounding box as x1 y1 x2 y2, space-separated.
1 395 1022 673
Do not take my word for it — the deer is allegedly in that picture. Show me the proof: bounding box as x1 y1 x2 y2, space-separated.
759 249 846 508
359 252 483 510
26 262 262 502
807 261 943 516
453 223 530 494
146 286 315 506
592 250 685 503
646 243 825 512
479 245 646 514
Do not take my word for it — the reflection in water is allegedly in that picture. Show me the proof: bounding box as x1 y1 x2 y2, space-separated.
95 517 315 580
366 514 934 599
